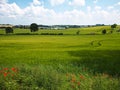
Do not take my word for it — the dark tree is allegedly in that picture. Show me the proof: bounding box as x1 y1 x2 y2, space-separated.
102 29 106 34
5 27 13 34
30 23 38 32
110 30 113 33
76 30 80 35
111 24 117 29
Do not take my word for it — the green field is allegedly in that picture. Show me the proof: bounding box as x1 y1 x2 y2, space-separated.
0 26 120 90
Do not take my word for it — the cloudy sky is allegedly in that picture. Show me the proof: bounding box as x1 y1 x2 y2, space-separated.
0 0 120 25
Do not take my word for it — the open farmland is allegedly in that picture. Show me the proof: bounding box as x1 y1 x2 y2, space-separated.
0 26 120 90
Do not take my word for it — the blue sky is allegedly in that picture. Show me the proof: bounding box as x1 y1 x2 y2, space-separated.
0 0 120 25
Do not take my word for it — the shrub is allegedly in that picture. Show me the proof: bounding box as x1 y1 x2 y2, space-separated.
58 33 63 35
41 33 49 35
5 27 13 34
76 30 80 35
15 33 30 35
111 24 117 29
102 29 106 34
49 33 57 35
116 29 120 32
41 33 63 35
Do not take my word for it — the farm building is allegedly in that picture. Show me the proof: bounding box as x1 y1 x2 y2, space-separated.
0 24 13 28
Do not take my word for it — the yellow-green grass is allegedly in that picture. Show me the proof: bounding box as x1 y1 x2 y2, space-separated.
0 26 120 90
0 25 119 35
0 33 120 71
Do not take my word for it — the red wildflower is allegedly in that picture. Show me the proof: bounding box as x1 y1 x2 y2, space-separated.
3 68 8 71
11 67 17 73
80 75 84 80
3 72 9 77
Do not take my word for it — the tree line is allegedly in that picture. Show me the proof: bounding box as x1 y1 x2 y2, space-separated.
4 23 118 34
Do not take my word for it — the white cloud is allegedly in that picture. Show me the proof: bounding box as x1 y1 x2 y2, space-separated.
107 6 114 10
108 2 120 10
117 2 120 5
0 0 120 25
0 0 43 19
0 0 8 4
113 2 120 7
69 0 85 6
95 6 102 10
0 2 24 18
87 6 91 11
50 0 65 6
91 7 120 24
32 0 41 6
93 0 98 4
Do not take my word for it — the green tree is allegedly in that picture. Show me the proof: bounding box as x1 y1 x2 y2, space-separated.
30 23 38 32
76 30 80 35
5 27 13 34
111 24 117 29
102 29 106 34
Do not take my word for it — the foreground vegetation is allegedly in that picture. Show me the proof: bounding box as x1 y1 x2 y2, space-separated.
0 26 120 90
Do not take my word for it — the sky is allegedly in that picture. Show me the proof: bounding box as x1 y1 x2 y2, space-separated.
0 0 120 25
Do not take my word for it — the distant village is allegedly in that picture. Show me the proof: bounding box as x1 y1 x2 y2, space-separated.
0 24 105 30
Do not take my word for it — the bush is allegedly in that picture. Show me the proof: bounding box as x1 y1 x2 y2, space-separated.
111 24 117 29
49 33 57 35
102 29 106 34
41 33 63 35
76 30 80 35
5 27 13 34
116 29 120 32
58 33 63 35
0 65 120 90
41 33 49 35
15 33 30 35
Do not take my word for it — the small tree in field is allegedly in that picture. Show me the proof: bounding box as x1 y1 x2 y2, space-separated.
102 29 106 34
76 30 80 35
30 23 38 32
111 24 117 29
5 27 13 34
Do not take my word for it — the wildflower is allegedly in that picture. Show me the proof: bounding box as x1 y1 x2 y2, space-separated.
11 67 17 73
3 72 9 77
3 68 8 71
71 77 76 83
80 75 84 80
77 81 80 86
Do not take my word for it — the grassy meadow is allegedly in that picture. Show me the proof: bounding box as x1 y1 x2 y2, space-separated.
0 26 120 90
